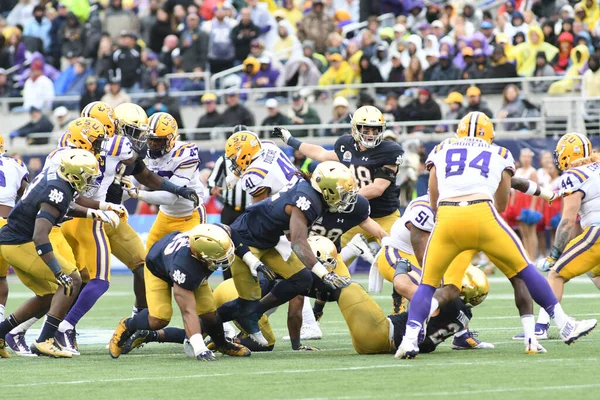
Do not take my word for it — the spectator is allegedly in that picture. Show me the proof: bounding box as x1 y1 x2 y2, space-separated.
435 92 465 132
302 40 326 73
427 52 460 95
196 93 222 138
83 3 103 59
541 21 557 47
554 32 574 74
180 13 209 74
246 0 275 46
207 6 235 74
407 1 427 31
479 21 495 45
254 56 280 94
112 32 142 89
221 89 255 131
23 5 51 53
149 7 174 54
549 44 590 94
404 55 424 83
462 3 482 29
298 0 335 54
400 88 442 132
531 52 556 93
371 44 392 81
286 92 321 137
464 86 493 118
384 92 402 121
322 96 351 136
388 52 404 83
273 22 301 63
513 25 558 77
54 57 91 97
464 49 489 80
59 12 86 68
261 98 290 134
7 0 36 27
278 56 322 87
360 30 378 59
583 54 600 133
160 34 179 72
104 0 139 41
19 59 55 112
143 80 185 130
0 69 13 98
52 106 72 134
79 76 104 111
497 84 532 130
359 54 384 85
400 35 428 70
459 47 475 79
485 46 518 93
281 0 304 30
140 52 168 91
423 50 439 81
232 8 261 64
318 53 356 98
101 78 132 109
140 0 161 47
6 32 27 70
9 107 54 145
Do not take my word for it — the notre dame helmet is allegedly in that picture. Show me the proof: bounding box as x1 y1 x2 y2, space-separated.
81 101 118 137
57 149 101 194
308 236 338 272
351 106 386 149
225 131 262 176
553 132 592 171
456 112 495 144
311 161 359 213
114 103 149 152
147 112 179 159
460 265 489 307
66 117 108 155
187 224 235 271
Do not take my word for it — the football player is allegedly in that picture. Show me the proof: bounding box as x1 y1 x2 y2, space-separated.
108 224 250 361
0 150 106 358
396 112 597 360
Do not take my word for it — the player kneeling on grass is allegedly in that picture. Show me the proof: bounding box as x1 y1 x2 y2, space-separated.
109 224 250 361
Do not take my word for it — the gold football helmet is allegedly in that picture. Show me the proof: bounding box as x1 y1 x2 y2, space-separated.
225 131 262 176
456 112 495 144
114 103 149 151
553 132 592 171
311 161 359 213
460 265 489 307
308 236 338 272
57 149 101 194
147 112 179 159
0 133 4 153
351 105 386 149
187 224 235 271
66 117 108 155
81 101 118 138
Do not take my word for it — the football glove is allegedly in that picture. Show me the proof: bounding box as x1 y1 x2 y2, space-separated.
87 209 121 228
541 246 561 272
322 272 351 290
121 176 139 198
99 201 129 221
296 345 321 351
249 261 277 282
55 272 74 296
272 127 292 144
176 186 200 208
313 301 325 322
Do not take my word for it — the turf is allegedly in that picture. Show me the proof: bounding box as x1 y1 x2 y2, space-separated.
2 274 600 400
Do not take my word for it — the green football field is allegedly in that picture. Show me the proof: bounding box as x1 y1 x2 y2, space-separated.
2 274 600 400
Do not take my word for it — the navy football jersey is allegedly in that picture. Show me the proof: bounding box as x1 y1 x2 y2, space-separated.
309 194 370 251
0 169 75 245
146 231 213 291
231 180 325 249
334 135 403 218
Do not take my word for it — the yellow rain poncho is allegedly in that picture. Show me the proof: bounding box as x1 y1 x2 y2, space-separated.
513 25 559 77
549 44 590 94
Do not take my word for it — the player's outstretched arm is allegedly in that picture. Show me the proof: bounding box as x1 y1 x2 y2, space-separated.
173 283 211 359
272 127 338 162
359 218 388 241
511 177 557 202
134 166 199 208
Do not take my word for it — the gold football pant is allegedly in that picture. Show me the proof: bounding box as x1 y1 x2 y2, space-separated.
421 202 530 288
145 266 215 322
334 255 350 278
340 210 400 249
61 218 111 281
104 221 145 272
338 283 394 355
0 242 77 296
554 225 600 280
145 208 206 253
213 279 276 346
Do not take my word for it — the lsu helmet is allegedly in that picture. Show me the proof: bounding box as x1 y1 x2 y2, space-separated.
147 112 179 159
66 117 108 155
225 131 262 176
57 149 101 194
187 224 235 271
114 103 149 152
311 161 359 213
351 106 386 149
81 101 118 137
308 236 338 272
553 132 592 171
456 112 495 144
460 265 489 307
0 133 4 153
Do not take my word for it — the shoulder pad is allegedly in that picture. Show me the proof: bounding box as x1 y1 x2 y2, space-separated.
107 136 134 160
559 168 588 196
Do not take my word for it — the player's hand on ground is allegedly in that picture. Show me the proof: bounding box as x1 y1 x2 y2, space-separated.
177 186 199 208
55 272 74 296
272 127 292 144
296 345 321 351
322 272 351 290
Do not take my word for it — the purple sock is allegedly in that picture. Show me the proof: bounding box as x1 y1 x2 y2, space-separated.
517 265 559 315
64 279 110 327
406 284 437 329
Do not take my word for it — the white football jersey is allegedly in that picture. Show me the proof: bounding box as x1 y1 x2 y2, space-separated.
240 140 299 197
426 138 515 204
0 155 29 207
558 162 600 230
144 141 204 217
382 194 434 254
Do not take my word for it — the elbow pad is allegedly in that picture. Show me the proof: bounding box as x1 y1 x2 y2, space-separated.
374 166 397 182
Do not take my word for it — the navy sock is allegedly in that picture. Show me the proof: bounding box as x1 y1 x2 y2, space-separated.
0 314 20 338
38 314 61 342
125 308 151 334
159 327 186 344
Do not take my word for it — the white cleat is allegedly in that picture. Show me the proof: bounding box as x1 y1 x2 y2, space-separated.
525 338 547 354
282 323 323 340
560 318 597 345
394 338 419 360
349 234 376 264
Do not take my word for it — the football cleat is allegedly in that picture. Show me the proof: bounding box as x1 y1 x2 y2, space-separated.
236 312 262 339
122 330 155 355
0 338 10 358
560 318 597 345
512 323 549 341
392 290 406 315
395 338 419 360
249 332 268 347
30 339 72 358
55 329 80 356
217 339 251 357
452 330 494 350
348 234 376 264
282 323 323 340
525 338 547 354
109 318 131 358
196 350 217 361
5 332 36 357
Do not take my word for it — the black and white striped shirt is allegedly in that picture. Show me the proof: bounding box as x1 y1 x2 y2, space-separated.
207 155 252 212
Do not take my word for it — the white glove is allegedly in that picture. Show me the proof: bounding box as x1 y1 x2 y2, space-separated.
121 176 139 198
87 209 120 228
225 174 240 190
99 201 129 220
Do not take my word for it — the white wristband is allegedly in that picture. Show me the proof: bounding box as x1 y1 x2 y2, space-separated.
242 252 260 269
189 333 208 356
525 181 538 195
539 187 556 201
312 262 329 279
99 201 109 211
86 209 95 219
